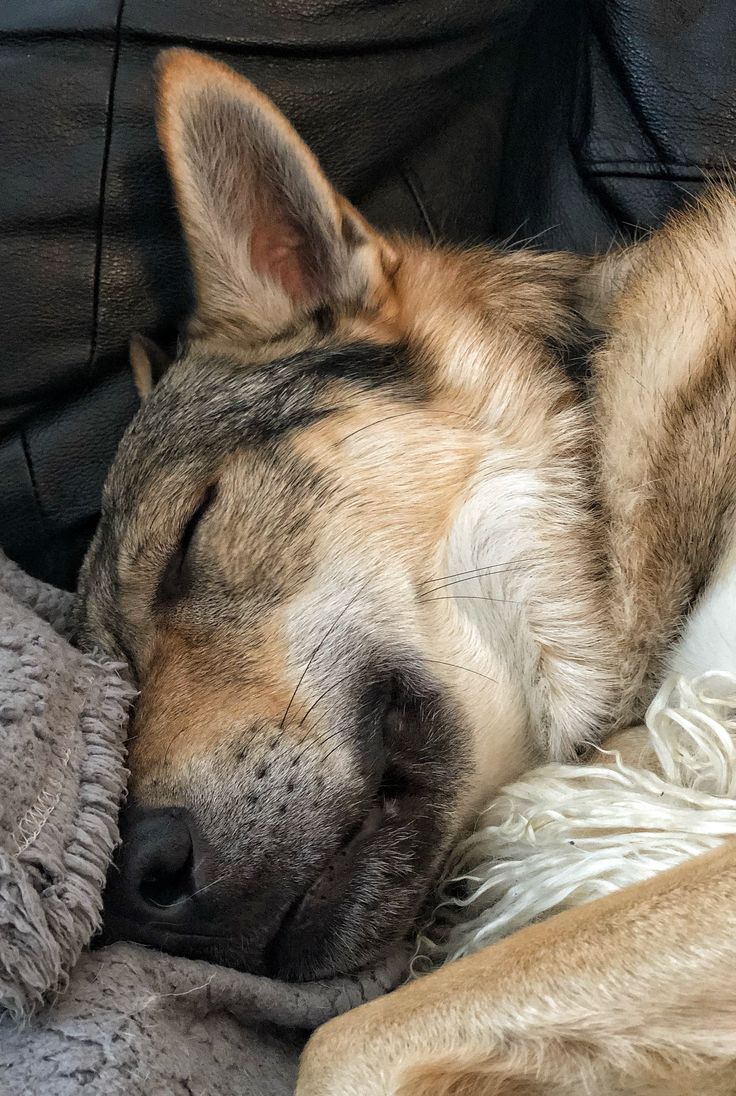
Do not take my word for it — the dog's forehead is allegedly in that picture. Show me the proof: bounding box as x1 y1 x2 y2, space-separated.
100 339 408 534
81 338 415 652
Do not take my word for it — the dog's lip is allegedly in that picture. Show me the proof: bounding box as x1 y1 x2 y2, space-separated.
273 687 426 940
96 920 233 944
264 676 453 978
298 800 385 901
265 765 423 978
270 801 387 953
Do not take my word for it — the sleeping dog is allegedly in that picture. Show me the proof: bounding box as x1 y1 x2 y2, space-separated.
79 49 736 1095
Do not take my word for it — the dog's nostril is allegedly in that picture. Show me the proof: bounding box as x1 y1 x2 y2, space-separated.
140 843 195 908
118 806 198 913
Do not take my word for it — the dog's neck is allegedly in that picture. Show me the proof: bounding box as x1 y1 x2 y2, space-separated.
426 337 615 804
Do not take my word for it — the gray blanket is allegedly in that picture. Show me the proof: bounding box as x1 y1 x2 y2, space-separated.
0 550 404 1094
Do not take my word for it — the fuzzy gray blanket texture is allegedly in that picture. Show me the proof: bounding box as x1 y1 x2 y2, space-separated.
0 549 403 1094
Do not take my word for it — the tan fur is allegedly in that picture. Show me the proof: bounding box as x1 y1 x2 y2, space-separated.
298 843 736 1096
593 191 736 725
129 334 155 399
128 625 292 774
78 49 736 1089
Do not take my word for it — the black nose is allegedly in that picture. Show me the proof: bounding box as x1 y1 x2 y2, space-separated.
109 806 199 920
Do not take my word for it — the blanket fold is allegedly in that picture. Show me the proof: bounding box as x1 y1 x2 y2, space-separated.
0 551 403 1095
0 551 134 1020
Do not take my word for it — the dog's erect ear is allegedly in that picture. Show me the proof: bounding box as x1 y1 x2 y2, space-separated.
156 49 397 340
129 333 172 399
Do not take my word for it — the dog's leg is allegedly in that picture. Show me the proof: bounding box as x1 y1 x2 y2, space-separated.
296 840 736 1096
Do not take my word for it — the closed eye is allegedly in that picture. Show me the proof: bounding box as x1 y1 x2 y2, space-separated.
157 484 217 604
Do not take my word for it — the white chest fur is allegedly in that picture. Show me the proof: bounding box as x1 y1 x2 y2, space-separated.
669 563 736 677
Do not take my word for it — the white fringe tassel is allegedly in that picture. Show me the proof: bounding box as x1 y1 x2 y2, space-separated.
413 670 736 973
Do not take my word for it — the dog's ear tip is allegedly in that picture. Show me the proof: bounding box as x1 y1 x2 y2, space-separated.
154 47 192 88
154 49 217 111
155 48 252 101
129 332 152 360
156 46 205 76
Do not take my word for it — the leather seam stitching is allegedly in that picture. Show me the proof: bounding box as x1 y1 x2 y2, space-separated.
581 165 707 183
19 428 49 537
582 157 711 171
399 166 438 245
86 0 126 371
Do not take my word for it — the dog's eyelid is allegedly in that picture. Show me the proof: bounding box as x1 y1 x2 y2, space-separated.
178 483 218 561
156 483 218 605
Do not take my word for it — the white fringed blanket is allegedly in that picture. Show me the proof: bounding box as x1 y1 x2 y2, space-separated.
417 672 736 970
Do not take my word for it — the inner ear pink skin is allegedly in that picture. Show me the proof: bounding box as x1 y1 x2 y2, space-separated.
249 220 311 302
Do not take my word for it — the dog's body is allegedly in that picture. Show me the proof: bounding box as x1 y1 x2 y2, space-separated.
79 50 736 1094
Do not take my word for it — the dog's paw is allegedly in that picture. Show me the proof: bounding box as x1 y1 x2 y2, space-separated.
296 1004 405 1096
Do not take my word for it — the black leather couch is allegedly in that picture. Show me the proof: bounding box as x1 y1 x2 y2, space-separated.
1 0 735 587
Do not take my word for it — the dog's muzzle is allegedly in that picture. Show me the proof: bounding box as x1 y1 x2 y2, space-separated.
100 667 464 980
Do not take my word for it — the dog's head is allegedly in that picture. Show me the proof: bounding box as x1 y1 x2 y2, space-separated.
79 50 615 979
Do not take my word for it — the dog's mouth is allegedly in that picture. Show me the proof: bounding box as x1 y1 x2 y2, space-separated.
263 674 463 980
266 757 425 976
101 666 464 981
